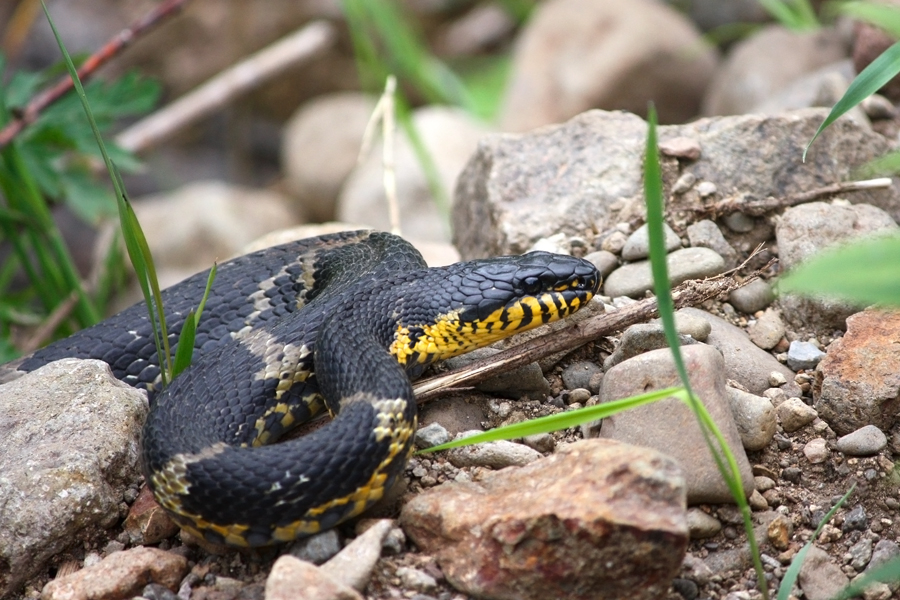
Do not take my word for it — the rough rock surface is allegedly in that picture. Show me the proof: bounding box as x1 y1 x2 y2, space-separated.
0 359 148 599
400 439 687 600
596 344 754 503
265 555 362 600
41 546 187 600
814 309 900 435
499 0 717 130
453 109 900 259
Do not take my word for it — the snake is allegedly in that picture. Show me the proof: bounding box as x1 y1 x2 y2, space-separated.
11 230 600 547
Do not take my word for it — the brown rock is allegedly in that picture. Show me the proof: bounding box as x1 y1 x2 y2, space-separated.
400 439 687 600
853 21 900 102
41 547 187 600
815 308 900 435
265 556 362 600
123 485 180 545
767 514 793 551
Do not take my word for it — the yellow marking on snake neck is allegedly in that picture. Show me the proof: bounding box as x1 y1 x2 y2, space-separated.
390 290 588 366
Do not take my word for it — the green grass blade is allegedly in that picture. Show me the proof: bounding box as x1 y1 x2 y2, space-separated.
776 233 900 307
834 2 900 39
854 150 900 179
418 386 685 454
804 40 900 161
758 0 819 30
171 262 216 378
777 485 855 600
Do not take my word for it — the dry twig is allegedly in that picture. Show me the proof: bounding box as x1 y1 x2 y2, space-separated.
701 178 892 219
0 0 191 149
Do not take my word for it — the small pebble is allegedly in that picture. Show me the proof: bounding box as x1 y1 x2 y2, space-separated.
754 476 776 492
842 505 868 533
583 250 619 278
672 172 697 194
781 467 802 484
848 537 873 571
522 432 555 453
415 423 450 449
861 94 896 120
685 219 739 267
786 340 826 371
729 279 775 314
561 361 603 391
723 211 755 233
696 181 717 197
659 136 701 160
396 566 438 593
803 438 829 464
600 230 628 254
565 388 591 404
835 425 888 456
777 397 818 432
768 371 787 387
620 223 681 261
686 508 722 539
289 529 342 565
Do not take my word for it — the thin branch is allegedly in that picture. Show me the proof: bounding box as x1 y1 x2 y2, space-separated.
20 291 78 354
702 178 893 219
114 21 336 154
0 0 190 149
412 256 775 403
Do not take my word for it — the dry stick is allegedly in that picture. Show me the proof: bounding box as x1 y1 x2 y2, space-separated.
357 76 402 235
412 262 773 403
707 177 893 218
115 21 336 154
0 0 191 149
20 291 79 354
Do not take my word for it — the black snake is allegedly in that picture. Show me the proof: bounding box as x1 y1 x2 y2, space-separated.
11 230 600 547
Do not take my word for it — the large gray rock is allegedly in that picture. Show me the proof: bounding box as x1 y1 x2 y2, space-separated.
596 344 755 504
0 359 148 599
499 0 717 130
776 202 898 331
453 109 900 259
702 25 848 116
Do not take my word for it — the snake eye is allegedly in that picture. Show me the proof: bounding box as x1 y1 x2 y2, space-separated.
522 276 541 295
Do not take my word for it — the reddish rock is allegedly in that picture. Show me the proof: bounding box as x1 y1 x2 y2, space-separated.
815 309 900 435
41 546 187 600
853 22 900 102
400 439 687 600
123 485 179 545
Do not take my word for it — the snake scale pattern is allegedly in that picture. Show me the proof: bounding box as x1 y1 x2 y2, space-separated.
12 230 600 547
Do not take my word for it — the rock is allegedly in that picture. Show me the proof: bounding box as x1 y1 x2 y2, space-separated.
597 344 755 504
748 308 786 351
659 136 702 161
338 106 492 243
41 547 187 600
679 308 798 396
767 514 793 551
815 309 900 435
849 537 874 571
401 439 687 600
748 490 768 511
726 388 776 451
522 433 556 453
621 223 681 261
561 361 603 392
835 425 888 457
0 359 148 599
854 22 900 102
603 247 726 299
777 398 818 433
603 322 698 371
289 530 342 565
265 555 362 600
776 202 898 331
396 567 437 594
132 181 300 288
803 438 829 464
798 545 850 600
453 109 900 260
414 422 450 450
281 92 377 222
787 341 826 371
843 505 868 533
662 310 713 342
583 250 619 278
867 540 900 591
686 509 722 539
702 25 848 116
320 520 393 592
122 486 179 546
729 279 775 314
499 0 717 130
686 219 740 268
445 435 543 469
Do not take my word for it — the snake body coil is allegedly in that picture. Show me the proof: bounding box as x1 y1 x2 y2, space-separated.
15 230 600 547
